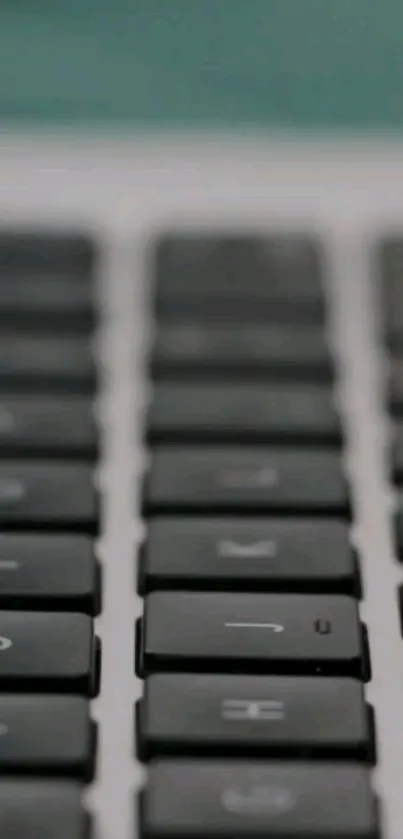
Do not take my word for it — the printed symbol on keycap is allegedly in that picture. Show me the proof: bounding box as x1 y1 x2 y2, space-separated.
221 785 296 816
221 699 285 721
0 638 12 652
217 468 278 490
0 723 9 736
0 479 26 505
314 619 332 635
217 539 277 559
225 622 285 632
0 561 19 571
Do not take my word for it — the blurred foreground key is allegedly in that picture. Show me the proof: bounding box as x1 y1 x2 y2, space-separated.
0 780 89 838
0 611 96 694
152 233 326 322
0 461 98 532
0 396 96 458
151 323 332 382
147 383 340 444
0 334 96 394
140 761 379 839
143 447 349 516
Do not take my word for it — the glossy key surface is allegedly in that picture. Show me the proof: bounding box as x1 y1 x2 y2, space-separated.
143 447 350 516
152 323 332 381
138 674 373 760
0 534 99 613
0 780 89 839
0 334 96 393
153 234 325 322
0 396 96 457
0 695 94 776
138 591 366 678
0 611 96 693
147 383 341 444
140 518 358 594
0 461 98 531
141 761 379 839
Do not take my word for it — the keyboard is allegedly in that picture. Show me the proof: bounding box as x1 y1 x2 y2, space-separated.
0 132 402 838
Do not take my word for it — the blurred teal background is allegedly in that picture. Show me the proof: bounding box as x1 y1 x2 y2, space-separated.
1 1 402 127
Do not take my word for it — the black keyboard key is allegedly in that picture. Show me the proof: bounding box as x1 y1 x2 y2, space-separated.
0 396 96 458
392 429 403 483
153 234 325 322
0 232 94 274
0 695 95 777
147 383 341 444
0 780 89 839
387 356 403 413
0 534 100 613
137 592 367 678
137 674 373 761
140 761 379 839
0 461 98 531
0 334 96 393
394 508 403 560
379 237 403 348
143 447 350 516
0 279 94 332
152 323 332 381
0 611 96 693
139 518 359 595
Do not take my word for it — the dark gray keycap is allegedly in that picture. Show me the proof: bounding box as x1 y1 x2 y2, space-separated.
0 695 94 776
138 674 373 761
138 592 366 678
0 334 95 393
141 761 379 839
0 780 89 839
139 518 359 595
0 461 98 531
0 279 94 332
395 509 403 560
153 234 325 322
0 611 96 693
147 384 341 444
387 356 403 413
0 396 96 457
0 534 100 613
152 323 332 381
0 232 94 273
379 237 403 348
392 429 403 483
143 447 350 516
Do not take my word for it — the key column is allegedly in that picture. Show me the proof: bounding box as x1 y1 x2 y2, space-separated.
137 232 379 839
0 233 99 837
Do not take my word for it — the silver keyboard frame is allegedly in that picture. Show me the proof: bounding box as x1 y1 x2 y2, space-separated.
0 129 402 839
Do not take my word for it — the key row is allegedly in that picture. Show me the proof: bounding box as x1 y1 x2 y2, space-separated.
0 385 339 454
0 674 375 776
0 329 336 389
0 228 398 336
0 761 379 839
